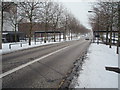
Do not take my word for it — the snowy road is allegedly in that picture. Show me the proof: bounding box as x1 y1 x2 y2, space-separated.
2 39 90 88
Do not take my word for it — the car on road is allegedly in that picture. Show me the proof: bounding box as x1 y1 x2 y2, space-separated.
85 37 89 40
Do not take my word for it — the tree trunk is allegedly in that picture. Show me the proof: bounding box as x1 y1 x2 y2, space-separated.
113 32 115 44
63 31 66 41
29 21 32 45
109 24 112 48
68 29 70 40
15 24 17 42
101 33 104 42
53 27 56 42
117 32 120 54
97 16 99 44
109 4 113 48
59 33 61 42
117 2 120 54
0 32 2 49
54 32 56 42
44 22 47 43
70 30 72 40
0 2 3 49
106 25 109 45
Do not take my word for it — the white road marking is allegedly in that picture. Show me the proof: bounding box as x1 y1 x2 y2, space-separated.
0 46 70 78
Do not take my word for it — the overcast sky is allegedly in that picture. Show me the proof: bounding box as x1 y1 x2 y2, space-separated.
5 0 96 29
56 0 97 29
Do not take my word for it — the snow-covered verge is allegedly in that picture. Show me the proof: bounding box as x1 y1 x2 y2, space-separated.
1 41 60 54
1 36 81 55
75 43 119 88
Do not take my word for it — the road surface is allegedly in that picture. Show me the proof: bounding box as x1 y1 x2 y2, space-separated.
1 39 90 88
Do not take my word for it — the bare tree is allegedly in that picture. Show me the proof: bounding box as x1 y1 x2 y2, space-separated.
39 1 54 43
18 2 42 45
59 7 89 41
17 1 89 44
51 2 63 42
60 9 69 41
0 1 2 49
89 1 120 53
67 14 74 40
0 2 16 48
5 2 23 42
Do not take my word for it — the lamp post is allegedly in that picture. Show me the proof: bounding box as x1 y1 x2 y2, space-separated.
88 10 100 44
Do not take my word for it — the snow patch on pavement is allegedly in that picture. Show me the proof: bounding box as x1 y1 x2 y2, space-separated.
75 43 118 88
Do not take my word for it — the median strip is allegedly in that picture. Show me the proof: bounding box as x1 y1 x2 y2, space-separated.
0 46 70 78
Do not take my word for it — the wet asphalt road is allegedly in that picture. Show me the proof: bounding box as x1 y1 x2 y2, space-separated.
2 39 90 88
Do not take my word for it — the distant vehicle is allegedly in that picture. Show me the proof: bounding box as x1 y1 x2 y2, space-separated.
95 34 100 38
85 37 89 40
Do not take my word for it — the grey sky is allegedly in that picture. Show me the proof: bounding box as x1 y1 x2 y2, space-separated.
55 0 98 29
61 1 95 29
44 0 96 30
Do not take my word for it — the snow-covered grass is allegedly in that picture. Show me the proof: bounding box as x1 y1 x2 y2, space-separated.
75 43 119 88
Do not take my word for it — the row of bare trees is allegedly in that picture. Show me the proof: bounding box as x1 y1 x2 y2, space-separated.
1 1 88 46
89 1 120 54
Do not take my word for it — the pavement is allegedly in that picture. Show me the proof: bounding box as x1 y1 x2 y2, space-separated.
1 39 90 88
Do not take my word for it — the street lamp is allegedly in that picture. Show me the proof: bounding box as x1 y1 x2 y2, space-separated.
88 10 100 44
